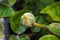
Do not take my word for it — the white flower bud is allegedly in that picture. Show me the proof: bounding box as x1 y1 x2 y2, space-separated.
21 12 35 27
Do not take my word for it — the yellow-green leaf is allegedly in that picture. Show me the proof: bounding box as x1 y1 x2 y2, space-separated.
40 2 60 21
0 3 14 17
46 23 60 37
39 35 59 40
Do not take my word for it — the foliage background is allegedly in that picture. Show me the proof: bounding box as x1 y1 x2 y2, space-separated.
0 0 60 40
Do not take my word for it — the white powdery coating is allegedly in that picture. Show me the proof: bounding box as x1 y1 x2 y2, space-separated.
21 12 35 27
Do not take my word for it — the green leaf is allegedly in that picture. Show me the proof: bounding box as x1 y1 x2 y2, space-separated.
27 0 54 15
8 0 16 5
46 23 60 37
10 10 30 34
28 2 40 15
35 0 54 10
19 34 30 40
9 34 30 40
36 15 46 24
31 26 41 32
0 0 9 5
9 35 17 40
39 35 59 40
0 3 14 17
40 2 60 21
24 0 32 3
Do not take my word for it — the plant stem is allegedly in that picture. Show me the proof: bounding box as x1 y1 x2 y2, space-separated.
33 23 46 28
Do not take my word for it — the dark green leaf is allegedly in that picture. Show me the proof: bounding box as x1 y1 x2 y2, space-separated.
27 0 54 15
24 0 32 3
35 0 54 10
31 26 41 32
39 35 59 40
36 15 46 24
0 0 9 5
10 10 30 34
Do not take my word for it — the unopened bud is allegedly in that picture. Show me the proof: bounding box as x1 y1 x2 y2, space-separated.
21 12 35 27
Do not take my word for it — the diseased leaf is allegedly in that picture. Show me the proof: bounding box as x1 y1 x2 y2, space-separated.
39 35 59 40
40 2 60 21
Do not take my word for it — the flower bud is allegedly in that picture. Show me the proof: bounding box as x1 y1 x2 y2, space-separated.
21 12 35 27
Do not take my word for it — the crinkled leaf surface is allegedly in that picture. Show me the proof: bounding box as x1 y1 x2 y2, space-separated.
40 2 60 21
46 23 60 37
10 10 30 34
9 34 30 40
0 3 14 17
8 0 16 5
39 35 59 40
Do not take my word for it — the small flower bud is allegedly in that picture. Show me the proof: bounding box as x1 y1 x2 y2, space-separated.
21 12 35 27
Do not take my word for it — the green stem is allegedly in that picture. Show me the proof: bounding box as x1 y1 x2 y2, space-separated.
33 23 47 28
